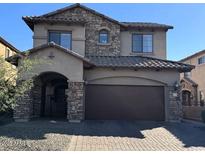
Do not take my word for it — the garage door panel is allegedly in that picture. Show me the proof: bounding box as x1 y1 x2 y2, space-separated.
85 85 164 121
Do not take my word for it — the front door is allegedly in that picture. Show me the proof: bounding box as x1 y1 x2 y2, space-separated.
53 85 67 118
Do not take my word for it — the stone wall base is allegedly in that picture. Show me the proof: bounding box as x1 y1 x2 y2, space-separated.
66 81 84 121
168 86 182 121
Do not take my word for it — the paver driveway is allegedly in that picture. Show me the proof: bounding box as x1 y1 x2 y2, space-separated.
0 119 205 151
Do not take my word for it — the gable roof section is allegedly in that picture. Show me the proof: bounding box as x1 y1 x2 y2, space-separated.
40 3 124 26
180 49 205 62
0 36 20 53
7 42 95 67
86 55 194 72
181 77 198 87
23 3 124 30
28 42 94 66
22 16 86 30
23 3 173 31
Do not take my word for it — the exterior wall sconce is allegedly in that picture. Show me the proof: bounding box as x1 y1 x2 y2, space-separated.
174 81 180 91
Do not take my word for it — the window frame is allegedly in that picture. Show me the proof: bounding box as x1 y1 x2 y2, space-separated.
98 29 109 44
5 48 10 59
132 33 153 53
48 30 72 50
198 56 205 65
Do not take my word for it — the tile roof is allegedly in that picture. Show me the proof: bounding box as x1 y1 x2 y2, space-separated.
28 42 94 66
0 36 20 53
22 3 173 31
6 43 95 67
180 49 205 62
86 55 194 72
121 22 173 30
22 16 86 30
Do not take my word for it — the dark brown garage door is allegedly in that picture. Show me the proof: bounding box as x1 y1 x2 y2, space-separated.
85 85 165 121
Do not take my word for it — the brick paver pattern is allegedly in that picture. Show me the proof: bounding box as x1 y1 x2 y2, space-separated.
68 121 205 151
0 120 205 151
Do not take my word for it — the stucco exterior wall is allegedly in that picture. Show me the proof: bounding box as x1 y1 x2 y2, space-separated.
181 53 205 105
0 42 16 58
33 24 86 56
0 42 5 57
84 68 179 86
120 30 167 59
21 47 84 82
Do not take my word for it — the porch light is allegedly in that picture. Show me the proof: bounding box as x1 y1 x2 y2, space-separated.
174 81 180 91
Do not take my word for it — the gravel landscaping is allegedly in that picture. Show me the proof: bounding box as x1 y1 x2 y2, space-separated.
0 119 72 151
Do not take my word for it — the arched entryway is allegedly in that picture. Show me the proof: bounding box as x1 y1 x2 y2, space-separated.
35 72 68 118
182 90 191 106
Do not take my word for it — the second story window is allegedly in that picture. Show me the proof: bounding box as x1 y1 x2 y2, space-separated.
5 48 10 59
99 29 109 44
132 34 153 53
198 56 205 65
49 31 71 49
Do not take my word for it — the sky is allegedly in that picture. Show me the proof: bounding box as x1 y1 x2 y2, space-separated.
0 3 205 61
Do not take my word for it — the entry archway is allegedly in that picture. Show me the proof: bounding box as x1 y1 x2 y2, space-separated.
34 72 68 118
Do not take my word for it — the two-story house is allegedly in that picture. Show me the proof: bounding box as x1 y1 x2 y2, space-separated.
0 36 19 60
8 3 194 122
0 36 19 80
180 50 205 121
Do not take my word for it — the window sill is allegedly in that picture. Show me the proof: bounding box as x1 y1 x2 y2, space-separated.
197 63 205 67
130 52 154 55
97 43 111 46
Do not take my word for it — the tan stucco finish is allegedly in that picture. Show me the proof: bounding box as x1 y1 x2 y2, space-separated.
181 52 205 104
120 30 167 59
23 47 84 82
33 24 85 56
84 68 179 86
0 42 15 58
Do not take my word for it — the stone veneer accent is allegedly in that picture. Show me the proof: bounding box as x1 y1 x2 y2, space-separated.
13 78 42 122
180 79 198 106
13 90 32 122
168 86 182 121
51 7 121 56
31 78 42 118
66 81 84 121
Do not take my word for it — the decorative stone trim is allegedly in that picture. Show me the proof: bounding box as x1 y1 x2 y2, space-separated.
168 86 182 121
13 90 32 122
66 81 84 121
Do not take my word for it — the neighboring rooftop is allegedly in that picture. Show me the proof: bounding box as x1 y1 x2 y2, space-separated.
86 55 194 72
23 3 173 31
0 36 20 53
180 49 205 62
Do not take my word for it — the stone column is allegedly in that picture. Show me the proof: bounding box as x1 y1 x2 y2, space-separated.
32 78 42 118
167 86 182 121
66 81 84 122
13 90 33 122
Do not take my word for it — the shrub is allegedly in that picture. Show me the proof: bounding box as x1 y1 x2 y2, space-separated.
0 56 43 113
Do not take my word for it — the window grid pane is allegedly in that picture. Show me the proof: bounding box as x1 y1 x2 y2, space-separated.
143 35 153 52
99 30 108 44
49 31 71 49
132 34 143 52
198 56 205 64
132 34 153 53
60 33 71 49
49 32 60 44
